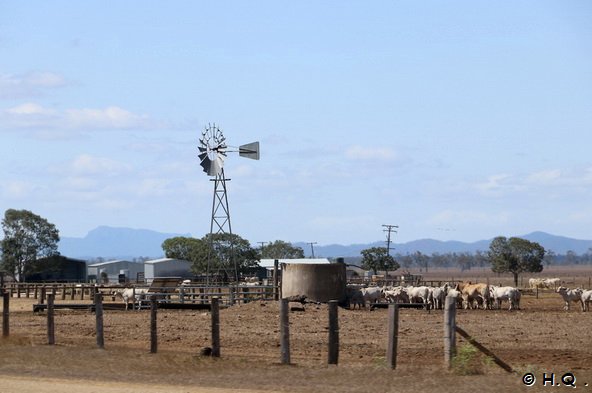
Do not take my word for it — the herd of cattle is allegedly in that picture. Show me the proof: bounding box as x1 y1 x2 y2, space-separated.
107 277 592 312
346 279 592 312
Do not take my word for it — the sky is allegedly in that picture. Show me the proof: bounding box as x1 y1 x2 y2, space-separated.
1 1 591 246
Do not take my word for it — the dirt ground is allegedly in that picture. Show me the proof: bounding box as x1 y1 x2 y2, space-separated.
1 283 592 393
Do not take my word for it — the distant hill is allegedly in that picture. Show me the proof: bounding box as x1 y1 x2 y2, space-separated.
297 232 592 258
59 227 592 260
59 226 190 260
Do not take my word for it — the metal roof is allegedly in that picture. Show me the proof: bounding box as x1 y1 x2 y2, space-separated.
258 258 331 269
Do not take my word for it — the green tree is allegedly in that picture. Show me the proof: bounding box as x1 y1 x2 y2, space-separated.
360 247 400 275
1 209 60 282
202 233 260 278
261 240 304 259
413 251 430 273
163 233 260 278
544 249 556 269
162 236 205 261
488 236 545 287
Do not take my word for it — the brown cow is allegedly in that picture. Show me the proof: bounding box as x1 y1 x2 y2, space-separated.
455 281 490 310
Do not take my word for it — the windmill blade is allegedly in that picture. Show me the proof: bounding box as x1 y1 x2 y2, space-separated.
198 153 212 175
239 141 260 160
207 156 224 176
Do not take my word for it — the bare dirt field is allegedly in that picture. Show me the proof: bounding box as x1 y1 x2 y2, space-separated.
1 268 592 392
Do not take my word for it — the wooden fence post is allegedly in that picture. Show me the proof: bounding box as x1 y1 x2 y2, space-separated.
95 293 104 349
387 303 399 369
16 284 21 298
273 259 279 301
47 294 55 345
328 300 339 365
70 285 75 300
3 291 9 337
80 285 84 301
444 295 456 368
150 295 157 353
40 287 46 305
34 285 38 300
280 298 290 364
211 297 220 357
61 284 66 301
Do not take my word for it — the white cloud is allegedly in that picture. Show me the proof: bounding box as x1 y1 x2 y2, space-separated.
0 103 159 131
1 181 36 198
70 154 132 176
0 71 66 99
526 169 562 185
475 173 513 193
345 145 397 161
64 106 151 129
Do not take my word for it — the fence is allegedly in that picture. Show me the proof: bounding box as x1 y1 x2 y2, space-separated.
0 283 278 309
1 289 518 373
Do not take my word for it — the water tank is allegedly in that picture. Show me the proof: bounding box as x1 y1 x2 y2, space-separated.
281 263 346 303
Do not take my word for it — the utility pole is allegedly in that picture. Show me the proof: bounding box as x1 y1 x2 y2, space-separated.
382 224 398 256
308 242 317 259
258 242 268 258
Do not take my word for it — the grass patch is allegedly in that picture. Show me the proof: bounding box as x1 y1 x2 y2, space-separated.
451 343 489 375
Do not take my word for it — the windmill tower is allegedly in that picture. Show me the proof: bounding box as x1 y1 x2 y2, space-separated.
198 123 259 283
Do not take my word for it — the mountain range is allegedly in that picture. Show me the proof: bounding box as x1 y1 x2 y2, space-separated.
58 227 592 261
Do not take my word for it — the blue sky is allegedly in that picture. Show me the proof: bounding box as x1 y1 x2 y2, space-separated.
1 2 591 246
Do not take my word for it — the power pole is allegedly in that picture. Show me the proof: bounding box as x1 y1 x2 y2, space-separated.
258 242 268 258
308 242 318 259
382 224 398 256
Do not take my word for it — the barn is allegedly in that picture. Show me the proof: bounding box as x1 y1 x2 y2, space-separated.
25 255 87 282
87 260 145 284
144 258 193 284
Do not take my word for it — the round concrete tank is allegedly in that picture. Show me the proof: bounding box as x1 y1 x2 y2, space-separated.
281 263 346 303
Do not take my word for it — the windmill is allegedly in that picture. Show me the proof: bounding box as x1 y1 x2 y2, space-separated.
198 123 259 283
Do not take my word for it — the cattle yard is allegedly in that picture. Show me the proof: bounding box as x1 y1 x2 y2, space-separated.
1 266 592 392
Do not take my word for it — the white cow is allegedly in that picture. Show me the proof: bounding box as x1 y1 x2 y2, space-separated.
543 278 561 289
430 284 449 310
113 287 150 310
556 287 584 311
361 286 383 309
489 286 521 310
529 278 545 289
406 286 431 308
581 289 592 312
382 286 409 304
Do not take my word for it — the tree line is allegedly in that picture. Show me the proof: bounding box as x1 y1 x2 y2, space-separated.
1 208 590 287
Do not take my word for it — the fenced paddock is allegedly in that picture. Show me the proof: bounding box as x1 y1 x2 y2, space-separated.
2 290 592 392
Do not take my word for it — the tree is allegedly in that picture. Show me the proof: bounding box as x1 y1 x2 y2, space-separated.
360 247 400 275
163 233 260 278
0 209 60 282
261 240 305 259
162 236 205 261
413 251 430 273
544 249 556 269
488 236 545 287
202 233 260 278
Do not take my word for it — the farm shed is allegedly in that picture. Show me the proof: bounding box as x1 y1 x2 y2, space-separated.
25 256 87 282
87 260 145 284
144 258 193 284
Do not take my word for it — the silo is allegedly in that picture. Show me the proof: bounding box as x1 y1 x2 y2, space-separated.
281 263 346 303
